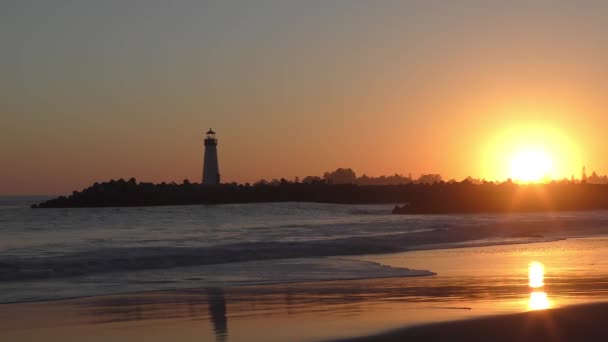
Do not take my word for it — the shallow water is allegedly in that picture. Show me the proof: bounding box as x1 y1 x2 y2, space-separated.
3 197 608 302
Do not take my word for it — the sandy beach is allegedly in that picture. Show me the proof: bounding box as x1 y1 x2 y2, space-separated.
1 280 607 342
2 237 608 342
333 302 608 342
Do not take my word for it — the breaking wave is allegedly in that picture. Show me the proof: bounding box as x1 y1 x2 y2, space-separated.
0 229 560 282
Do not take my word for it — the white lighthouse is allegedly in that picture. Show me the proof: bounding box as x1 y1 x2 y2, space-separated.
202 129 220 185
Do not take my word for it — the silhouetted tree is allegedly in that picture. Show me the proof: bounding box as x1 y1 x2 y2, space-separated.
324 168 357 184
417 174 442 184
254 179 268 186
302 176 323 184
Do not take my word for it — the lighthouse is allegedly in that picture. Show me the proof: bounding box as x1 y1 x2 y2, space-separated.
203 129 220 185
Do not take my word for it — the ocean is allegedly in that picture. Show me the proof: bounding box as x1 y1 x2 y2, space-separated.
2 196 608 304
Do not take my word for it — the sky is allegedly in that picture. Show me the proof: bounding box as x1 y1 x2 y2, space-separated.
2 0 608 195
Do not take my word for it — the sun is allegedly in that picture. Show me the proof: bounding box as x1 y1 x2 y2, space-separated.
510 148 554 183
482 122 581 182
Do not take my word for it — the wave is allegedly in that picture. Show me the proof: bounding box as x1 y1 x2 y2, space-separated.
0 225 559 282
0 258 436 304
0 238 401 281
3 208 608 283
348 207 389 215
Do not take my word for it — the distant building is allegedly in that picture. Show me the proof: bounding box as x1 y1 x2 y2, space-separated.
203 129 220 185
582 166 587 182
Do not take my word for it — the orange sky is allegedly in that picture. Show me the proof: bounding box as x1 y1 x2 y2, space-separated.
1 2 608 195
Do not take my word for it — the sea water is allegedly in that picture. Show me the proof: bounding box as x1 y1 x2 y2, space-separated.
2 196 608 303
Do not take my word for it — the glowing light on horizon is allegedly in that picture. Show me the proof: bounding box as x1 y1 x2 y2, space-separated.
529 261 545 288
482 122 581 182
510 148 554 183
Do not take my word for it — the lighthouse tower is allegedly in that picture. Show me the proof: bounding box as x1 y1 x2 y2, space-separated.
202 129 220 185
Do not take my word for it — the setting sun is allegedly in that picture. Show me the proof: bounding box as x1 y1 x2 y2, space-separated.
483 122 581 183
510 148 554 183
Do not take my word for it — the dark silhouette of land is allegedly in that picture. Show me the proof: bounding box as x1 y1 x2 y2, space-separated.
31 177 608 214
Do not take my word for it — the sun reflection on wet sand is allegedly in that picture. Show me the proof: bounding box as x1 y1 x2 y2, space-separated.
527 261 552 310
529 261 545 288
528 291 551 310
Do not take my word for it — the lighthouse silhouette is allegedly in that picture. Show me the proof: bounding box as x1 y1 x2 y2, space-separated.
203 129 220 185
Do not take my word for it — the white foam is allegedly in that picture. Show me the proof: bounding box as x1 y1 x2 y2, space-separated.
0 257 434 303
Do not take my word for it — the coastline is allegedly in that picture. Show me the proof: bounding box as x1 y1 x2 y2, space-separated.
0 236 575 304
5 198 608 341
0 236 597 305
0 218 575 287
3 237 608 341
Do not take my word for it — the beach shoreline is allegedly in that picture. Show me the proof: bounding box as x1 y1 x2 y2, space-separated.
1 281 608 342
4 198 608 341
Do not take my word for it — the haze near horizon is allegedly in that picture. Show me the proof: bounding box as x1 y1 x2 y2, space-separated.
2 1 608 195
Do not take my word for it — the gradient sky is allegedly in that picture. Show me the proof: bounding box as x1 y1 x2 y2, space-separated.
2 1 608 195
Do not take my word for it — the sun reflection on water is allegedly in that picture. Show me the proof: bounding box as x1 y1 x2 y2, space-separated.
527 261 552 311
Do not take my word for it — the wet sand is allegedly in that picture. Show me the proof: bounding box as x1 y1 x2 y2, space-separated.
333 302 608 342
1 287 607 342
1 274 607 342
0 278 509 342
